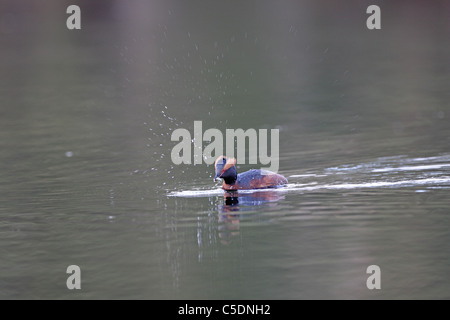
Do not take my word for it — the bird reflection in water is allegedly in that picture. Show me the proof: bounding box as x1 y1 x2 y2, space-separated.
217 190 285 244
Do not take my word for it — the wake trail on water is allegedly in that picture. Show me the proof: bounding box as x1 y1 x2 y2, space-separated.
169 155 450 198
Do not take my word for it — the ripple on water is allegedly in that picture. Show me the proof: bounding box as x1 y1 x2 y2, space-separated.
169 154 450 197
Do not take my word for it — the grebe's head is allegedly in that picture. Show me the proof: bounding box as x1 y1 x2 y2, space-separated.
214 156 237 184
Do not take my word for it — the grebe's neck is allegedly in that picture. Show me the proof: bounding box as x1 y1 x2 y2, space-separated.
223 175 237 185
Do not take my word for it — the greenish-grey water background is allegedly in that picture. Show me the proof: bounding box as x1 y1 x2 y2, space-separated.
0 0 449 299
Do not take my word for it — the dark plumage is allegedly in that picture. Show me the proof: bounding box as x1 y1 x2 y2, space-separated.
214 156 288 190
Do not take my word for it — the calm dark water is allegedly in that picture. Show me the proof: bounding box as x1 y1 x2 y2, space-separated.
1 0 450 299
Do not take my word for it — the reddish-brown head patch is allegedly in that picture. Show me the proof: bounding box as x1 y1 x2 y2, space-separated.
215 156 236 177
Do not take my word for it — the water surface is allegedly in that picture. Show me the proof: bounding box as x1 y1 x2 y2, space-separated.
1 0 450 299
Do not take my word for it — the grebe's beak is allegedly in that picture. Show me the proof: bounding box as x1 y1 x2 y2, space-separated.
214 167 227 182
